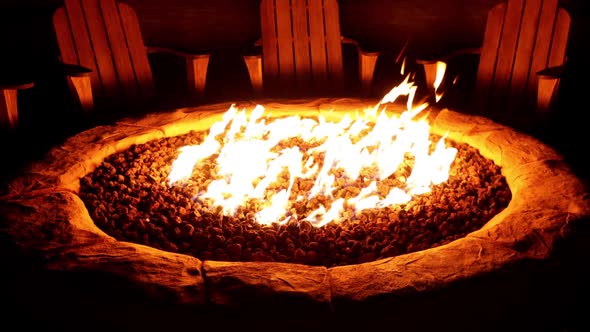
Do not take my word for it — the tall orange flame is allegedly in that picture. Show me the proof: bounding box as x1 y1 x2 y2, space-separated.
168 78 457 227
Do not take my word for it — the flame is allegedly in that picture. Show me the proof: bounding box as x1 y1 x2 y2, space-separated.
433 61 447 102
400 56 406 75
168 79 457 227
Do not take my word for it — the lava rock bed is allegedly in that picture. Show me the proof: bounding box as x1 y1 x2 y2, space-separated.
79 128 511 267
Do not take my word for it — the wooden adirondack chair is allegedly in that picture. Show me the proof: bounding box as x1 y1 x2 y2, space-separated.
418 0 570 124
1 81 34 129
52 0 211 115
242 0 380 97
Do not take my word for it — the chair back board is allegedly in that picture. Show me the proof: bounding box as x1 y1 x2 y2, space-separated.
259 0 346 96
475 0 570 115
53 0 156 110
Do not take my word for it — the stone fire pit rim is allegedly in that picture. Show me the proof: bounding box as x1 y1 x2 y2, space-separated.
2 98 589 312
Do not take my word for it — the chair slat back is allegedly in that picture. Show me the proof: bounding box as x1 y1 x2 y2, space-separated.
259 0 345 95
475 0 570 114
53 0 156 109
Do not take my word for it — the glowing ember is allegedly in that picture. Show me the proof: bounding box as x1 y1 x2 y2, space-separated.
168 78 457 227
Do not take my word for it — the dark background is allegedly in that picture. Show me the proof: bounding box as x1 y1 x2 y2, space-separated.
1 1 589 331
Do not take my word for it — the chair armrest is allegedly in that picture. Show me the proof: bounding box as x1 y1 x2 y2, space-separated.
242 54 263 95
146 46 211 97
146 46 208 60
341 36 381 93
56 63 93 113
60 63 93 77
416 47 481 64
243 39 263 57
0 82 34 90
358 50 380 93
341 36 380 56
341 36 359 47
537 64 565 79
1 80 34 129
536 64 566 113
241 39 264 94
416 47 481 99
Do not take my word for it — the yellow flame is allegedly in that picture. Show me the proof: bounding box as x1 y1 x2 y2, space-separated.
433 61 447 103
168 78 457 227
400 56 406 75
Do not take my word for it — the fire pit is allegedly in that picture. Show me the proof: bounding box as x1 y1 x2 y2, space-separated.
78 98 511 268
2 93 589 323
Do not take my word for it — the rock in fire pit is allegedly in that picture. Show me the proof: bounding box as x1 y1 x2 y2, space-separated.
1 98 589 321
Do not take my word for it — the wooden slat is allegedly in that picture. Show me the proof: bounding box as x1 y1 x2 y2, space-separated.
81 0 121 103
307 0 329 83
274 0 295 86
100 0 140 101
547 7 570 67
61 0 104 102
52 8 79 66
507 0 543 112
260 0 280 87
490 0 525 106
475 2 506 110
118 3 156 100
323 0 344 81
291 0 312 88
525 0 558 99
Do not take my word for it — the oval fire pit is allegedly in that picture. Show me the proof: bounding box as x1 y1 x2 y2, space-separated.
2 98 589 325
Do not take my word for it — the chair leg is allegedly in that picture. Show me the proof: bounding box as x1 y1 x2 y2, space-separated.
67 76 94 113
1 88 19 129
1 82 34 129
243 55 263 96
418 61 436 90
359 51 379 94
537 76 560 114
186 54 211 98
